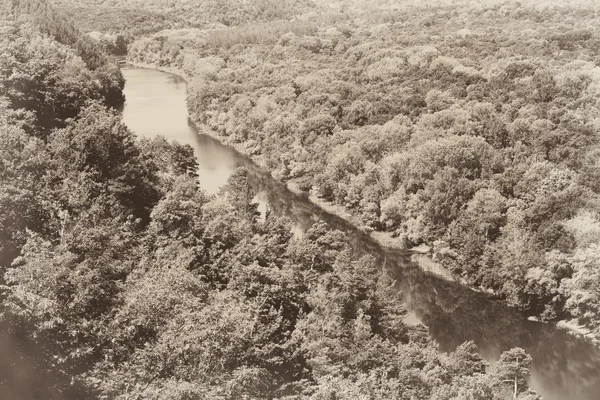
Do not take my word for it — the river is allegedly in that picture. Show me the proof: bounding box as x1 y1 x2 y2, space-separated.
120 63 600 400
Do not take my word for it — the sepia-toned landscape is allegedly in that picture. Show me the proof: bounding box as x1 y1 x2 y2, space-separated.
1 1 600 399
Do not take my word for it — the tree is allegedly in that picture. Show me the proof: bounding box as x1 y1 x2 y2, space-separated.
49 102 161 221
0 114 50 266
491 348 535 400
419 167 478 241
561 244 600 334
220 167 260 222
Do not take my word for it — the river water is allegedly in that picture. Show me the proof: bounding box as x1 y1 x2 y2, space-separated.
121 64 600 400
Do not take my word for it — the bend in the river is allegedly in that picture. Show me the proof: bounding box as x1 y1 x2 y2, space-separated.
120 63 600 400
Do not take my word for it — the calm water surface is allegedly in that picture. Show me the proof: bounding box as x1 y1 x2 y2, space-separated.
121 64 600 400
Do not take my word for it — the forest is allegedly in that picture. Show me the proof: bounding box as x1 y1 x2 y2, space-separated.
48 0 318 55
0 0 545 399
124 0 600 342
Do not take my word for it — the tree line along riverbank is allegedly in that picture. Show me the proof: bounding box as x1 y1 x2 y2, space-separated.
0 0 548 398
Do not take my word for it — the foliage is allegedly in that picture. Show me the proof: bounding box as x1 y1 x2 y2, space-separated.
51 0 317 36
0 0 576 398
129 0 600 335
0 1 124 135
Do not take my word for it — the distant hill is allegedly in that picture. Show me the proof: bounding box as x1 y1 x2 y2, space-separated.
49 0 317 34
1 0 113 69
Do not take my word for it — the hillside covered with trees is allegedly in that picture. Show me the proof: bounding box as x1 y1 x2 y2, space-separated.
48 0 319 57
0 0 542 399
49 0 317 41
126 0 600 341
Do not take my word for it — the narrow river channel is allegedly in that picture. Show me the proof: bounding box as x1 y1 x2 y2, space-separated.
120 63 600 400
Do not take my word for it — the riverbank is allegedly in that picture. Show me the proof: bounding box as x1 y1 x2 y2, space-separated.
122 59 599 346
121 59 553 291
556 320 600 346
200 122 421 252
124 60 411 250
126 60 193 82
193 105 600 347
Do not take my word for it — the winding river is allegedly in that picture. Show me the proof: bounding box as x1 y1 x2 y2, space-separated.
121 64 600 400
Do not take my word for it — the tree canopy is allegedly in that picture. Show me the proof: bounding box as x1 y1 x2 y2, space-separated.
0 0 588 398
126 0 600 339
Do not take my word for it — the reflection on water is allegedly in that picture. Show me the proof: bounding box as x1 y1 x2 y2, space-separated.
121 66 244 195
121 65 600 400
246 168 600 400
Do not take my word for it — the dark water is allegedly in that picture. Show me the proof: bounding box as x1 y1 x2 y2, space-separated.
121 64 600 400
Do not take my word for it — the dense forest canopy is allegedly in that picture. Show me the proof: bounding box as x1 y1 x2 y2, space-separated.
125 0 600 343
49 0 317 47
46 0 319 56
0 0 544 399
0 0 125 135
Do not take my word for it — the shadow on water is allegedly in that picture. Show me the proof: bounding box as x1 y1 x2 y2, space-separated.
120 65 600 400
242 158 600 400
